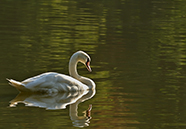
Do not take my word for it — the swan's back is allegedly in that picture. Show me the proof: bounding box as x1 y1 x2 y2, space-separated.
21 72 89 93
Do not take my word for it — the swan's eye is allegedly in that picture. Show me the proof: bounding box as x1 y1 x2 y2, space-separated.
86 58 90 63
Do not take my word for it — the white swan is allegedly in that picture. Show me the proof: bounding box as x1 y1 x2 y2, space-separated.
7 51 96 93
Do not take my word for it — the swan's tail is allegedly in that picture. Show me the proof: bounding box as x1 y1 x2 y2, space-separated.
6 78 29 92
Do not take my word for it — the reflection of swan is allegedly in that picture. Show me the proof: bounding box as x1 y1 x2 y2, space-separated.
7 51 96 93
10 89 96 127
69 90 95 127
9 90 88 109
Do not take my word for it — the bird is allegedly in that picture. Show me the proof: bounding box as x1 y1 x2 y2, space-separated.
7 51 96 93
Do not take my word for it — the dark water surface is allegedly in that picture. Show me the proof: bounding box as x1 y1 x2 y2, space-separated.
1 0 186 128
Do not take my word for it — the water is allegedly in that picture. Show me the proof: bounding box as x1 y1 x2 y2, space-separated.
1 0 186 128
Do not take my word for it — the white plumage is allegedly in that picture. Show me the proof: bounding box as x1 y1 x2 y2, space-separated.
7 51 96 93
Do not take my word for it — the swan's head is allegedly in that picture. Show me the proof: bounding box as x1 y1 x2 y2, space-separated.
71 51 92 72
78 51 92 72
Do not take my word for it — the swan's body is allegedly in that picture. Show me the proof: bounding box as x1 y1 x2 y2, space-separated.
7 51 95 93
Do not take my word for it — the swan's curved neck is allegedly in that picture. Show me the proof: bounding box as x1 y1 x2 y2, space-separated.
69 55 95 89
69 56 80 79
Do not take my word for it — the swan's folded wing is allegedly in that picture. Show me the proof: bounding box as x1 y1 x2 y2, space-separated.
21 73 52 88
55 74 89 91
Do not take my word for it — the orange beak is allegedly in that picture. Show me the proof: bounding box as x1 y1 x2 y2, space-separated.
86 61 92 72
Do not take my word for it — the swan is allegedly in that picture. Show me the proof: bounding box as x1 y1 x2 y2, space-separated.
7 51 96 93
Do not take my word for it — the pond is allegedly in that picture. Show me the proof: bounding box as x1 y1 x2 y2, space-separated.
1 0 186 128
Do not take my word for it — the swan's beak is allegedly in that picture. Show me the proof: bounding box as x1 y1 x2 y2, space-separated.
86 61 92 72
